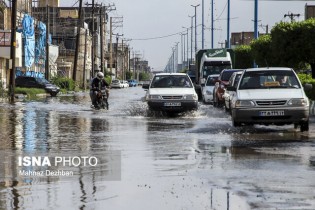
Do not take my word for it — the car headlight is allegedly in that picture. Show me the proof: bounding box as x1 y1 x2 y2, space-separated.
235 100 255 107
183 94 198 100
287 98 308 106
149 95 162 100
206 90 212 95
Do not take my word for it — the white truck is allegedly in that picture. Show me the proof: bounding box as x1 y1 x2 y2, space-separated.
195 48 234 98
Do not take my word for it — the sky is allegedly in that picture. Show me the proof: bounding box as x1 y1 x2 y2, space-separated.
67 0 312 71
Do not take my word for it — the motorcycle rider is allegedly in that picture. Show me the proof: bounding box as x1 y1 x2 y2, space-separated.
90 72 109 108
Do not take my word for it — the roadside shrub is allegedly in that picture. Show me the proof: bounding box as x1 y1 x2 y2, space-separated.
15 87 46 96
51 76 75 91
297 73 315 100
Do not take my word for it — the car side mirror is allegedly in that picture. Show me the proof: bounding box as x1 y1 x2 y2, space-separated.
226 86 236 91
142 84 149 89
304 83 313 91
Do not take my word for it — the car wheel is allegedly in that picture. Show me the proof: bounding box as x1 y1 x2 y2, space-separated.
50 92 57 97
232 117 241 127
300 121 309 132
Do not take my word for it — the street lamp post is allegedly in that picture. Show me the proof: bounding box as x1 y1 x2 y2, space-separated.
202 0 204 49
188 15 194 68
227 0 230 48
191 4 200 55
182 26 189 69
211 0 214 49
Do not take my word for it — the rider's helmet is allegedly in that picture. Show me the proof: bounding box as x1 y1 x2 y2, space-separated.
97 72 104 79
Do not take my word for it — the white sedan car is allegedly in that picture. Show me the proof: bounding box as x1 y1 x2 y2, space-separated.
110 79 124 88
202 74 219 104
144 73 198 113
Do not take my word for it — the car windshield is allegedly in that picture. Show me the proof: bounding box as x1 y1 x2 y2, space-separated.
221 71 239 81
203 65 231 78
206 76 218 86
35 78 50 84
239 70 300 90
150 75 193 88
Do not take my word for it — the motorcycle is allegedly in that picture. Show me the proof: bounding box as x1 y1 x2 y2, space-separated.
95 89 109 110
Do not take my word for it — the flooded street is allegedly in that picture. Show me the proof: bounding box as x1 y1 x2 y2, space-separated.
0 87 315 210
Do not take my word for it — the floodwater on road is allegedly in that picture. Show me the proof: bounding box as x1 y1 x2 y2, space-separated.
0 87 314 210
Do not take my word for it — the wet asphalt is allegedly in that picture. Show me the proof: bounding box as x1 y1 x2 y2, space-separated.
0 86 314 210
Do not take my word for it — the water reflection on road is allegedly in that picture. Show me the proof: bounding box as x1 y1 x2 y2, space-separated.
0 87 314 209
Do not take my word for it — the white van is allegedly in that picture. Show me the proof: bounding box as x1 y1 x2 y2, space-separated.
229 67 311 132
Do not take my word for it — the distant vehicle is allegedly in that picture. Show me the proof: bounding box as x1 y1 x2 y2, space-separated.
15 76 60 97
111 80 129 88
127 79 138 87
224 71 243 112
141 80 151 89
213 69 244 107
143 73 198 113
195 48 234 98
122 80 129 88
229 67 311 132
201 74 219 104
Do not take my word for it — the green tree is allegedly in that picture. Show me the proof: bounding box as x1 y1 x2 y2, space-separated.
125 71 133 80
250 34 275 67
234 45 253 69
139 72 150 81
271 19 315 76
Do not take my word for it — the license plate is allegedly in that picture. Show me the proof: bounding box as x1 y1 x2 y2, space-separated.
259 110 284 116
164 102 181 107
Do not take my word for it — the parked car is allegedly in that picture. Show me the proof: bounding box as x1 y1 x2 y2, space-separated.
122 80 129 88
229 67 311 132
127 79 138 87
213 69 244 107
143 73 198 113
15 76 60 97
201 74 219 104
111 80 129 88
223 71 244 113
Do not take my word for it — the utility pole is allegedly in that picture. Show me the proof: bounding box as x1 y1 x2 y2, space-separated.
109 17 113 77
284 12 300 22
83 29 88 90
9 0 17 102
45 4 50 80
73 0 83 81
211 0 214 49
182 26 189 69
254 0 258 68
202 0 204 49
180 33 184 66
188 15 194 68
191 4 200 54
99 5 104 74
109 17 123 79
99 4 115 76
85 0 102 76
259 23 269 34
122 38 124 79
227 0 230 48
92 0 95 75
115 33 123 78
